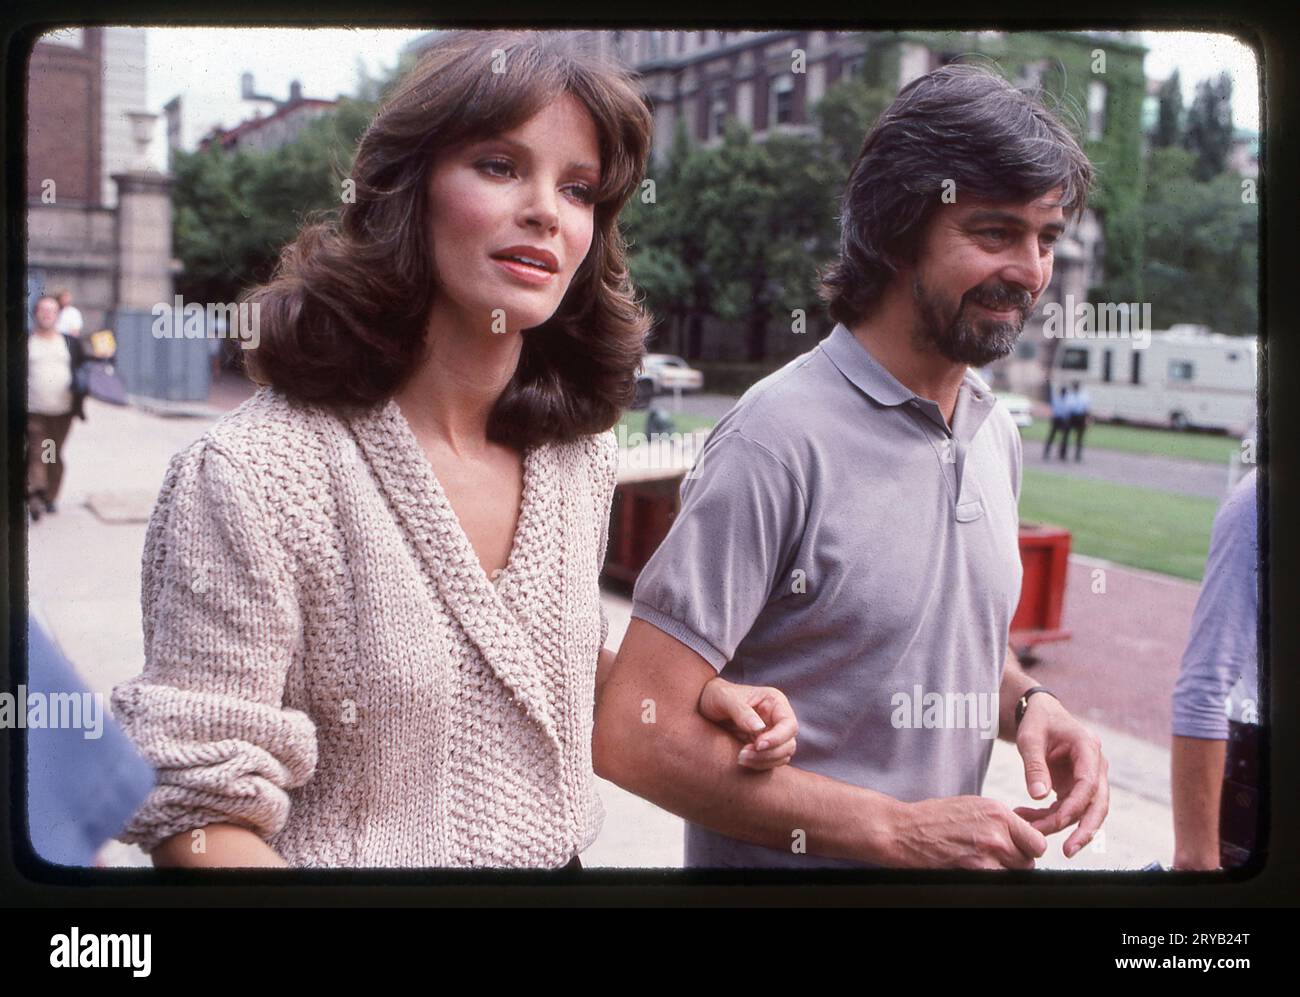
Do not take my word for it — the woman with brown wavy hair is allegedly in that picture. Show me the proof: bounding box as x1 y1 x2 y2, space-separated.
110 30 797 870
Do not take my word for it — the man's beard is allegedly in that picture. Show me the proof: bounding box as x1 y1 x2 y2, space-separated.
910 275 1029 366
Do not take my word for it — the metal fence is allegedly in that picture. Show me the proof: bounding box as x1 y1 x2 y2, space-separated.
112 308 212 403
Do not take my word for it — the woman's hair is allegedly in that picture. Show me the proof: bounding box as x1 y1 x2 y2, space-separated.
245 29 654 449
818 61 1095 329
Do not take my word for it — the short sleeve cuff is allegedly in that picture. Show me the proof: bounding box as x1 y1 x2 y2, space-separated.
630 602 728 672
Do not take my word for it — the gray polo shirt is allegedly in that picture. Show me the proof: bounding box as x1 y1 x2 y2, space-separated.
630 322 1024 868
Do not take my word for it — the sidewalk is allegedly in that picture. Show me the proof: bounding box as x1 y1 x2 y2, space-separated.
29 397 1175 870
1023 443 1229 500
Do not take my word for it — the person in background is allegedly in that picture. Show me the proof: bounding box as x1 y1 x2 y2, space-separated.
27 294 89 521
1043 383 1072 460
1171 468 1260 869
1066 378 1091 461
55 288 83 337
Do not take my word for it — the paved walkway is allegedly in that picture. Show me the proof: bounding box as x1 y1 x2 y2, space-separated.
1024 444 1230 499
30 395 1182 870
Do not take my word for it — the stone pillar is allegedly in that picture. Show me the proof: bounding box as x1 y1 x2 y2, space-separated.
111 110 208 402
113 169 173 310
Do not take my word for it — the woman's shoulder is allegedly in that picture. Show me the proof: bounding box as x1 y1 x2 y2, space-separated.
542 427 618 499
166 387 348 501
202 386 352 463
556 427 617 476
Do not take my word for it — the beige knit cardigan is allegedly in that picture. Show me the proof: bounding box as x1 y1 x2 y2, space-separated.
111 388 616 868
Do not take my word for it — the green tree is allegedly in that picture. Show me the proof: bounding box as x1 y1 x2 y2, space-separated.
172 85 387 305
1152 69 1184 149
696 124 839 362
620 119 697 356
1183 72 1234 181
811 74 894 177
1139 145 1257 335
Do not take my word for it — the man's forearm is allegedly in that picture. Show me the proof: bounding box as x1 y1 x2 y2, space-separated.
593 619 905 865
1171 735 1227 869
998 647 1038 742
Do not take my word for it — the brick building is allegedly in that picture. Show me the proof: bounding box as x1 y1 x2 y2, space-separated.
26 26 152 333
198 77 339 154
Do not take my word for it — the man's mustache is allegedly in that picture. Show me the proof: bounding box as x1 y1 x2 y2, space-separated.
967 287 1033 313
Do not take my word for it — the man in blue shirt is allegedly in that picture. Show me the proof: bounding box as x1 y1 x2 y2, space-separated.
1043 384 1073 460
1066 379 1091 461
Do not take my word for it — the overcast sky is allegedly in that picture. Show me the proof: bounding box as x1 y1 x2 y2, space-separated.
136 27 1261 168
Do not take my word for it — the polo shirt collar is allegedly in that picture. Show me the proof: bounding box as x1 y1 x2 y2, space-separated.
820 322 915 407
820 322 998 440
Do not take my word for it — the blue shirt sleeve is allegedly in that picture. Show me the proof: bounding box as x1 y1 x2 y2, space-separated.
1171 471 1259 738
25 614 156 865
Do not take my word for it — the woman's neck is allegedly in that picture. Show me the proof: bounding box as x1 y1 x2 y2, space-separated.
394 304 525 458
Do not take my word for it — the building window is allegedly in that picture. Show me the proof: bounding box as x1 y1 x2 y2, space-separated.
1102 349 1113 383
770 73 795 126
1015 340 1038 360
710 84 729 139
1168 360 1195 382
1060 347 1090 371
1130 351 1143 385
1087 80 1108 140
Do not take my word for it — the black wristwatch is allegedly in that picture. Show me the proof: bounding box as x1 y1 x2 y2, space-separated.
1015 686 1058 728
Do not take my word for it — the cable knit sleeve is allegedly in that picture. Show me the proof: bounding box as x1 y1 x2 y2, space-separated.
110 440 317 854
593 429 618 650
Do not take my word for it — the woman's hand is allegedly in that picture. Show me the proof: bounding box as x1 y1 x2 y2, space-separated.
697 676 798 770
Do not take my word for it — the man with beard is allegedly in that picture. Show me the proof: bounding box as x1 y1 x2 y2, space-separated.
594 63 1110 868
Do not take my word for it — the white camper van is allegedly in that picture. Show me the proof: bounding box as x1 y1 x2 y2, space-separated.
1049 325 1257 435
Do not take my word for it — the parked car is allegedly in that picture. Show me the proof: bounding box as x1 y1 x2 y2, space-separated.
994 391 1034 428
638 354 704 395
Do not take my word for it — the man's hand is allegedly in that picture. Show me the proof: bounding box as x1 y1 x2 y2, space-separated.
892 796 1048 869
697 676 798 770
1011 694 1110 858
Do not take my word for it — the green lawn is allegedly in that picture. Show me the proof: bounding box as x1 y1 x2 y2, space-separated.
1020 420 1240 464
1019 468 1218 581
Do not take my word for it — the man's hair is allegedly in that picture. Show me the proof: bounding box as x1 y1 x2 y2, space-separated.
244 29 654 449
818 62 1095 329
